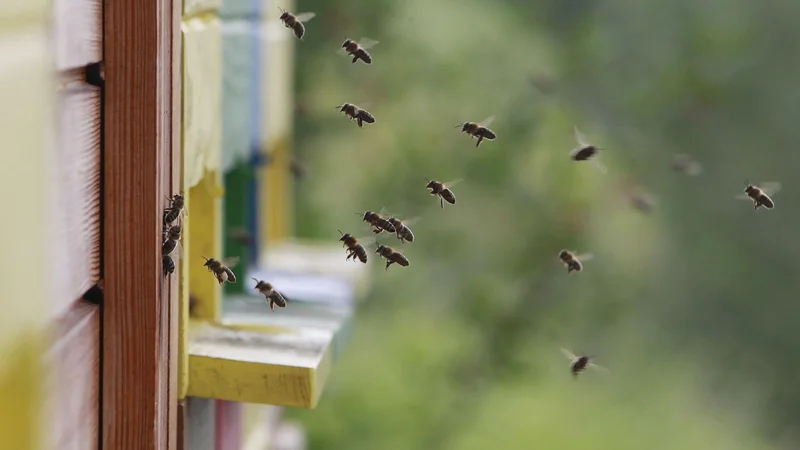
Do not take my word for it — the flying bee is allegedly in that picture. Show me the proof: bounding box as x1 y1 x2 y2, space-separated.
161 224 183 258
425 178 462 208
251 278 288 311
336 103 375 128
163 193 188 225
736 181 781 211
456 116 497 147
560 348 609 379
163 254 175 277
384 211 421 244
227 226 255 247
201 256 240 285
278 8 315 40
558 250 593 274
374 244 410 271
672 154 703 176
360 210 396 235
338 230 368 263
570 126 607 173
338 38 379 64
619 183 656 214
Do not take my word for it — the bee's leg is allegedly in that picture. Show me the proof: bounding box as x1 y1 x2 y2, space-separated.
270 300 275 311
385 261 392 271
440 197 444 209
352 55 359 64
476 136 483 147
357 117 363 127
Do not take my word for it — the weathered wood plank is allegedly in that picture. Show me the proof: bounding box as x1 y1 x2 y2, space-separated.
53 85 102 316
187 316 339 408
103 0 179 447
52 0 102 70
48 301 100 450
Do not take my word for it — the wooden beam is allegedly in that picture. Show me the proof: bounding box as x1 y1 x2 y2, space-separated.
103 0 179 447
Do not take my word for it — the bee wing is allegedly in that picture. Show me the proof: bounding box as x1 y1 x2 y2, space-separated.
573 125 591 147
294 12 316 22
574 253 593 262
442 178 463 188
592 159 607 174
479 116 495 127
760 182 781 197
167 241 184 260
588 362 610 373
685 162 703 176
221 256 241 268
357 37 379 49
560 348 578 361
399 216 422 227
734 193 752 201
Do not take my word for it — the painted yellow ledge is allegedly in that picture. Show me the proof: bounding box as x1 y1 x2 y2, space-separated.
187 318 336 408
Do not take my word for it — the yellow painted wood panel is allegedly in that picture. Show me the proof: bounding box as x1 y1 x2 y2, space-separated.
259 15 296 243
182 15 222 189
0 28 52 450
188 171 224 322
184 0 222 20
187 321 336 408
0 1 48 27
178 193 191 399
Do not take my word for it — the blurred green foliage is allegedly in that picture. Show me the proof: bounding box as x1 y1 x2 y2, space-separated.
287 0 800 448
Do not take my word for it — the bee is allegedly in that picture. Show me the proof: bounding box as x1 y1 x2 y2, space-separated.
375 244 410 271
736 181 781 211
163 254 175 277
339 38 379 64
425 178 462 209
278 8 315 40
163 193 188 225
560 348 609 379
338 230 368 263
360 210 396 235
672 154 703 176
227 226 255 247
456 116 497 147
201 256 240 285
161 224 183 257
336 103 375 128
570 126 607 173
558 250 593 274
385 213 421 244
620 183 656 214
251 278 288 311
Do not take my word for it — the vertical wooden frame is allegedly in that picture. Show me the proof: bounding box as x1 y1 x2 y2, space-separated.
103 0 180 447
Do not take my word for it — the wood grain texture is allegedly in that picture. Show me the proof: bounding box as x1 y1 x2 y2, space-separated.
103 0 179 447
52 0 102 70
53 85 101 317
48 301 100 450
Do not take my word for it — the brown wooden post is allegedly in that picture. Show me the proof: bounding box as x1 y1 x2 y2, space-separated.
102 0 180 447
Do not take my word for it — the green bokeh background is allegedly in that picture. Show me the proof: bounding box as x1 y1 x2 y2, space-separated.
286 0 800 448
